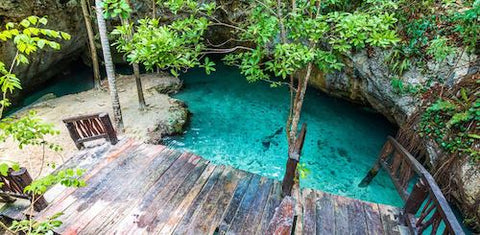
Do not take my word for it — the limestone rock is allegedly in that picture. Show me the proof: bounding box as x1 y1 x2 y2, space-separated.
309 48 478 125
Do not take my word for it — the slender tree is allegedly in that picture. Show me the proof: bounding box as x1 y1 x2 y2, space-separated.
95 0 124 132
80 0 101 89
104 0 147 110
125 0 146 110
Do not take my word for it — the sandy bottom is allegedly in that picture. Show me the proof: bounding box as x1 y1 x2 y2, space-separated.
0 73 182 178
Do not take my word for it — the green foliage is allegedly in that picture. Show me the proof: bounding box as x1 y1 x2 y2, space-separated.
112 0 216 76
0 162 20 176
387 0 479 75
103 0 132 19
390 77 424 95
0 16 75 235
0 111 62 150
419 89 480 161
427 99 456 112
24 168 86 195
224 0 399 84
426 36 455 62
10 213 63 235
0 16 70 114
296 162 311 180
451 0 480 53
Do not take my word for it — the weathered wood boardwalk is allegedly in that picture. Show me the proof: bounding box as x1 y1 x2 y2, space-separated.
31 138 405 234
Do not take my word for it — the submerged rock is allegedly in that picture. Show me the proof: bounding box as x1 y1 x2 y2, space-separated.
261 127 283 151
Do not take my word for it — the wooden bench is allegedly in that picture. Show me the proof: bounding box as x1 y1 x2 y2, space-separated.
0 167 47 212
63 112 118 149
360 136 464 235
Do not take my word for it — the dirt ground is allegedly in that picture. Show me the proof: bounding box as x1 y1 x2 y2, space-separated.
0 73 185 178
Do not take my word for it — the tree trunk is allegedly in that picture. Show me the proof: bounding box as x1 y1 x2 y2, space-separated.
95 0 124 133
152 0 156 18
133 63 146 110
124 0 147 110
288 62 312 154
81 0 101 89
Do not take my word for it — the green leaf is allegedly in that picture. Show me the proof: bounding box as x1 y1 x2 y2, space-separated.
39 17 48 25
0 163 9 176
60 32 71 40
20 19 30 28
468 134 480 139
27 16 38 25
5 22 14 30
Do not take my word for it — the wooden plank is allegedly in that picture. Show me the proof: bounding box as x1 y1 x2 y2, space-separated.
379 204 401 235
348 199 368 235
129 153 198 233
302 188 317 234
363 202 384 235
77 146 182 234
315 191 335 234
293 185 304 235
104 150 193 234
257 181 282 234
180 167 244 234
334 195 350 234
56 144 166 233
172 165 226 235
226 176 273 234
217 171 254 233
220 174 262 234
35 139 139 221
157 163 216 234
265 196 295 235
147 158 211 233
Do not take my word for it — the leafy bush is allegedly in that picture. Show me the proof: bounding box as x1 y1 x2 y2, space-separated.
419 80 480 161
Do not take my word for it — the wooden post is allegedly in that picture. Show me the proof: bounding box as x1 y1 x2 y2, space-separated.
65 122 84 149
404 179 428 214
358 140 393 187
10 168 48 211
99 112 118 145
0 178 16 203
282 123 307 197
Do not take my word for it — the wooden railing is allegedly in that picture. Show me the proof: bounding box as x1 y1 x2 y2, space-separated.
359 136 464 235
63 112 118 149
0 167 47 211
281 123 307 197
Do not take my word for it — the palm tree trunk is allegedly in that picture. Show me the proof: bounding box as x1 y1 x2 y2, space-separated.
95 0 124 133
81 0 101 89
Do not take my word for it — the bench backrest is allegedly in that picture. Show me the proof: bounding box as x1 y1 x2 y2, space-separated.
63 112 118 149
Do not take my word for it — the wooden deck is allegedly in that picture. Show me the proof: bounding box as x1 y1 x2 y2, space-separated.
28 138 406 234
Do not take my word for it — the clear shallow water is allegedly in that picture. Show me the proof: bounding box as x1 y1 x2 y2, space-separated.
165 63 403 206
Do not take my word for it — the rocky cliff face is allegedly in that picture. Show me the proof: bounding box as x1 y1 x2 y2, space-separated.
309 48 478 125
0 0 86 106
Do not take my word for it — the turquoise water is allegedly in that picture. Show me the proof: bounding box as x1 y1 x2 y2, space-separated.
165 63 403 206
7 62 94 115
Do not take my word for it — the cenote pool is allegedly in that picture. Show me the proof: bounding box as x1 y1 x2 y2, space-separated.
165 63 403 206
